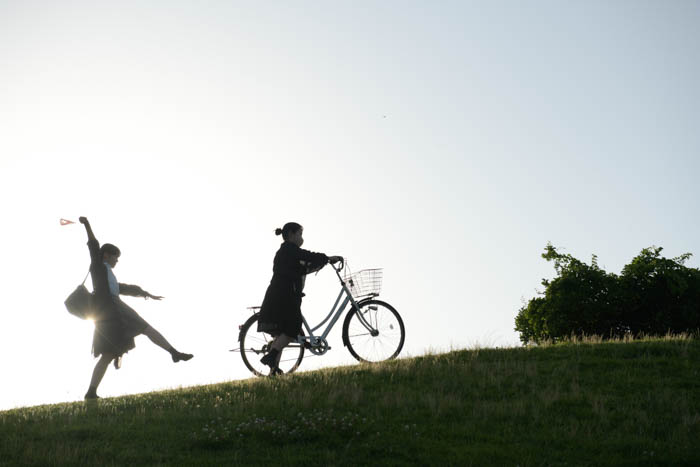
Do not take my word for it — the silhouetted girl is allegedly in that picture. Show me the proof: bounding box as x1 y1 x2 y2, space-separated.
79 217 193 399
258 222 342 375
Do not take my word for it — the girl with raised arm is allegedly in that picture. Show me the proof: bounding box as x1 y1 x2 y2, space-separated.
257 222 342 375
79 217 193 399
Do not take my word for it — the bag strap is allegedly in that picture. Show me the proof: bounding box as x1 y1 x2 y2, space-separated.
82 268 90 286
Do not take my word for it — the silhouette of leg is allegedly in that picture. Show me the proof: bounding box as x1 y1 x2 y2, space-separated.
142 325 174 351
86 353 115 399
271 334 295 367
271 333 294 352
142 325 193 362
261 334 294 369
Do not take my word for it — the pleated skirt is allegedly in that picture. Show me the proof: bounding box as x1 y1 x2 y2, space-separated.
92 299 151 358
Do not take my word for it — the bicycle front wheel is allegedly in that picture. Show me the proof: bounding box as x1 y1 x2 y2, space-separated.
238 314 305 377
342 299 405 363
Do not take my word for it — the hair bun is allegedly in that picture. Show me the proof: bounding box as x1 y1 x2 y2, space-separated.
275 228 283 236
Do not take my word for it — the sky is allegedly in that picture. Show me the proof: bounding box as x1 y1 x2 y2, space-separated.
1 1 699 410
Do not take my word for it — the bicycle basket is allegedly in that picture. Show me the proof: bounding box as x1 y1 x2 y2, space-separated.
343 268 383 299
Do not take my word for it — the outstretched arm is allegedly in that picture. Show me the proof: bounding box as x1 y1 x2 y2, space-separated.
79 216 101 262
298 249 343 267
119 283 164 300
79 217 97 243
297 249 345 274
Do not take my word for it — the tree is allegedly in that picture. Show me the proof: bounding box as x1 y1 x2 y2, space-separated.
619 247 700 336
515 244 700 344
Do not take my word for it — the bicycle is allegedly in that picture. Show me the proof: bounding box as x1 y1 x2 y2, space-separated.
234 260 405 377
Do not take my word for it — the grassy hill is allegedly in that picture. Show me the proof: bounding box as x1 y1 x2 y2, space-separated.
1 337 699 466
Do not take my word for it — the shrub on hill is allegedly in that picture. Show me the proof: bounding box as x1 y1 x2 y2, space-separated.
515 244 700 344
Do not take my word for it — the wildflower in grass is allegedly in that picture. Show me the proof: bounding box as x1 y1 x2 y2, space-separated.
193 410 369 444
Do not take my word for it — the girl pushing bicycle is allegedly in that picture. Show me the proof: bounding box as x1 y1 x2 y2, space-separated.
257 222 342 375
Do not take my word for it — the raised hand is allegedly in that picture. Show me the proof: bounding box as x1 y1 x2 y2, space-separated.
79 216 96 241
145 292 164 301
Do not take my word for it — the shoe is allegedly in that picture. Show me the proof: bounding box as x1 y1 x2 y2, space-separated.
113 356 122 370
84 390 100 400
172 351 194 363
269 367 284 377
260 348 280 368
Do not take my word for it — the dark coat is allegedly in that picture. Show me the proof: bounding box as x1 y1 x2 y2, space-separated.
257 242 328 337
87 239 149 357
87 239 117 319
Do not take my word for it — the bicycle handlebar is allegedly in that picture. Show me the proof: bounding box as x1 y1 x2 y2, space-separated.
330 257 344 272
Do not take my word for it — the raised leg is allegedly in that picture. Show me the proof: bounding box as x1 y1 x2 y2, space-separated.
142 325 174 351
142 325 193 362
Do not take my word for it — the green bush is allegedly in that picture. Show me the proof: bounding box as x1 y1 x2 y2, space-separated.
515 244 700 344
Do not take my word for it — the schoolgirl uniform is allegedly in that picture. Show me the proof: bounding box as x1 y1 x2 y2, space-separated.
257 241 329 337
87 239 151 359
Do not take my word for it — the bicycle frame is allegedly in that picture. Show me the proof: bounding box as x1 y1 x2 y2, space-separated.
299 262 377 354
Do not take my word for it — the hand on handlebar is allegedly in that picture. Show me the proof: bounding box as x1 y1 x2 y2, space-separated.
329 256 344 270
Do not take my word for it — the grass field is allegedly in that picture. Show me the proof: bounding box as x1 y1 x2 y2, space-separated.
1 336 699 466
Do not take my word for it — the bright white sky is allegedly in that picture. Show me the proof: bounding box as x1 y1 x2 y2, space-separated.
1 1 699 410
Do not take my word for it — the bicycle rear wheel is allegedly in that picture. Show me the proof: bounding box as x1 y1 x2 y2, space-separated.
238 314 305 377
342 299 405 363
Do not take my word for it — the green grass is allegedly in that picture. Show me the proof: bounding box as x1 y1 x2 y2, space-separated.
2 337 699 466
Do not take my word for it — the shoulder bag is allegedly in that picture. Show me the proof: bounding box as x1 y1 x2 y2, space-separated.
64 269 94 320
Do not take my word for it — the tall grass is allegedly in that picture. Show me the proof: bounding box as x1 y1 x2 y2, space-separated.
1 336 698 466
